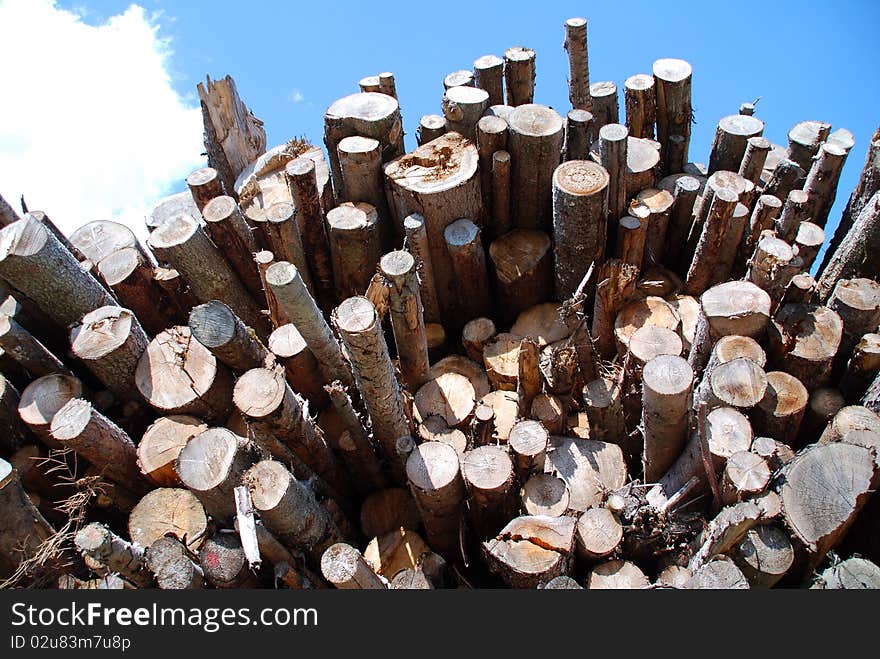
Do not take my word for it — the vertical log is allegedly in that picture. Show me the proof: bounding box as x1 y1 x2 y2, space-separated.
592 260 639 359
488 229 553 320
462 318 496 364
715 202 750 284
599 123 629 240
768 304 842 390
708 115 764 174
552 160 609 300
786 120 831 171
564 18 591 111
461 445 516 538
0 217 115 327
444 219 492 322
564 109 593 161
473 55 504 106
663 175 701 270
337 135 392 248
333 297 410 481
590 82 619 136
326 202 382 300
378 72 397 98
380 250 430 390
764 158 806 202
635 187 675 266
154 266 199 322
0 314 70 378
746 231 794 308
403 214 442 324
50 398 147 492
624 74 656 140
442 86 490 141
359 75 380 92
188 300 270 372
642 355 694 482
817 192 880 299
186 167 224 212
738 136 772 184
285 158 337 311
325 381 386 494
508 104 565 231
685 188 739 295
615 214 647 271
417 114 447 146
516 337 541 417
504 46 536 106
492 150 512 237
840 333 880 403
406 441 465 558
653 58 693 175
476 115 508 230
827 278 880 377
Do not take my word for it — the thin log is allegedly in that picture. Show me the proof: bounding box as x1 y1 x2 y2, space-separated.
504 46 536 106
75 522 153 587
492 150 512 237
624 74 656 140
0 457 56 579
684 187 739 296
417 114 446 146
444 218 493 321
380 250 430 390
663 175 701 270
0 313 70 378
473 54 504 106
476 115 508 229
325 381 386 494
198 532 256 588
402 214 442 324
564 18 591 111
186 166 224 212
189 300 269 372
564 109 593 161
590 82 619 136
653 58 693 174
738 136 771 184
96 248 178 335
268 323 328 407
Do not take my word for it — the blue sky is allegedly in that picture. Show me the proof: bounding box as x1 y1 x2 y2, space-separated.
6 0 880 259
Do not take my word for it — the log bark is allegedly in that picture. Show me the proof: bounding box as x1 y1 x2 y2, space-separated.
504 47 536 106
326 202 382 300
260 201 313 296
442 86 490 141
738 136 771 184
402 214 442 324
186 166 225 212
0 313 70 378
75 522 153 587
764 158 805 202
267 261 354 388
462 319 496 365
416 114 446 146
127 487 208 551
635 188 675 266
684 187 738 295
817 192 880 300
137 415 207 487
189 300 269 373
321 542 386 589
337 135 393 248
476 116 508 231
642 355 694 482
0 216 115 327
325 382 386 495
334 297 410 481
552 159 609 300
359 488 421 539
473 54 504 106
135 326 234 423
615 213 647 272
284 158 337 311
768 304 842 390
198 531 256 588
827 278 880 378
734 194 782 279
508 104 565 232
378 72 397 98
492 150 512 238
385 132 483 317
516 337 542 417
786 120 830 171
0 193 19 227
840 333 880 403
380 250 430 390
145 536 204 589
803 142 848 228
233 367 350 498
799 388 846 444
818 405 880 444
708 115 764 174
17 373 83 447
653 58 692 174
0 457 56 579
564 17 591 111
153 266 199 322
598 123 629 242
461 445 516 538
50 398 147 492
589 81 619 136
406 441 465 558
444 219 492 322
793 222 824 271
0 375 30 452
268 323 327 407
623 73 655 140
751 371 809 445
149 214 267 338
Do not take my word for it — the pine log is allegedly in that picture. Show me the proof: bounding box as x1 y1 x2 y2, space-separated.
623 73 656 140
135 326 233 423
475 116 508 232
818 192 880 299
0 217 114 327
17 373 82 448
430 354 491 400
0 193 20 227
684 187 738 295
764 157 806 202
50 398 147 492
768 304 843 389
576 507 623 561
801 142 847 228
0 376 29 452
199 532 256 588
751 371 809 445
564 109 593 161
267 262 353 388
652 58 692 174
614 295 680 357
70 306 148 401
504 46 536 106
416 114 446 146
324 383 385 494
443 218 492 322
334 296 410 479
137 415 206 487
406 441 465 558
483 333 521 391
153 266 199 322
840 333 880 403
326 202 381 300
149 214 267 338
94 248 175 335
813 556 880 589
473 54 504 105
233 367 349 497
827 278 880 378
720 451 770 505
798 387 845 444
589 82 619 137
337 135 392 243
777 441 879 573
188 300 269 373
687 557 750 589
508 104 565 232
546 436 627 513
459 319 494 365
586 559 649 589
283 158 336 311
491 150 513 239
0 457 56 578
615 213 647 272
818 405 880 444
185 166 224 212
0 313 69 378
414 373 475 430
786 120 831 171
522 473 570 517
582 377 626 445
483 515 576 588
442 86 489 141
75 522 153 587
662 175 702 270
400 214 441 324
696 357 768 413
128 487 208 551
552 160 609 300
260 201 313 295
733 194 783 278
508 419 548 481
267 323 326 407
642 355 694 482
708 115 764 174
145 536 204 589
461 445 516 538
321 542 386 589
359 488 421 539
564 18 591 111
694 335 765 405
738 135 772 184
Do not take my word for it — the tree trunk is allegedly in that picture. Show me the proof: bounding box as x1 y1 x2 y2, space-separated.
738 136 771 184
473 54 504 106
384 132 483 318
653 58 692 174
720 451 770 505
266 261 354 388
684 187 738 295
380 250 430 390
818 192 880 300
405 441 465 558
402 214 442 324
0 313 70 378
642 355 694 482
827 278 880 378
624 74 655 140
444 219 492 322
127 487 208 551
442 86 489 141
563 17 591 110
334 297 410 482
137 415 206 487
75 522 153 587
135 326 234 423
508 419 548 481
189 300 269 373
267 323 327 407
145 536 204 589
508 104 565 232
416 114 446 146
708 114 764 174
503 47 536 106
767 304 842 390
589 81 619 136
786 120 831 171
751 371 809 445
337 135 393 248
326 202 382 300
492 150 512 238
186 166 225 212
663 175 701 271
461 445 516 538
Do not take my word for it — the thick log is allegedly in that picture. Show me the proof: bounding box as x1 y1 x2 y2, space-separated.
708 115 764 174
488 229 552 321
552 160 609 300
687 558 750 589
564 109 593 161
564 18 591 111
380 250 430 390
546 436 627 513
522 473 570 517
586 559 649 589
415 373 475 431
0 457 56 578
260 201 313 297
406 441 465 558
199 532 256 588
616 211 647 273
751 371 809 445
324 92 404 197
442 86 489 141
786 120 830 171
768 304 842 389
614 295 680 357
592 260 639 359
827 278 880 377
576 507 623 561
284 158 337 311
186 166 224 212
145 536 204 589
720 451 770 505
75 522 153 587
695 358 767 413
694 335 766 406
334 297 410 480
818 405 880 444
483 515 576 588
473 55 504 106
733 194 782 279
799 388 846 444
135 326 234 423
385 133 482 317
642 355 694 482
483 333 521 391
137 415 207 487
233 367 349 497
444 219 492 322
504 46 536 106
321 542 386 589
267 262 353 388
817 192 880 300
461 445 516 538
189 300 269 373
128 487 208 550
149 214 267 338
508 104 565 231
653 58 692 174
18 373 83 447
0 217 114 327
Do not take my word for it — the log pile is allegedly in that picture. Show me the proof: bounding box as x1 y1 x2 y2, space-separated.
1 16 879 591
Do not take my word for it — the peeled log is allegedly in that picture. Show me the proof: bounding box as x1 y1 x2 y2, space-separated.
777 442 879 572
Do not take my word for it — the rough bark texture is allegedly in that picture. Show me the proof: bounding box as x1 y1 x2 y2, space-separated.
145 535 204 589
653 58 693 175
189 300 270 373
380 250 430 390
642 355 694 482
564 18 591 111
326 202 382 300
461 445 516 538
504 47 536 107
0 313 70 378
708 114 764 174
473 55 504 106
75 522 153 587
444 219 492 322
321 542 386 589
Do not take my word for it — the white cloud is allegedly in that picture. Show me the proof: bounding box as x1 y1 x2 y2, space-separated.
289 89 305 103
0 1 204 243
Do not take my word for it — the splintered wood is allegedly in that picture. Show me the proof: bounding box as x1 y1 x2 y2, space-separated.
2 16 879 592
